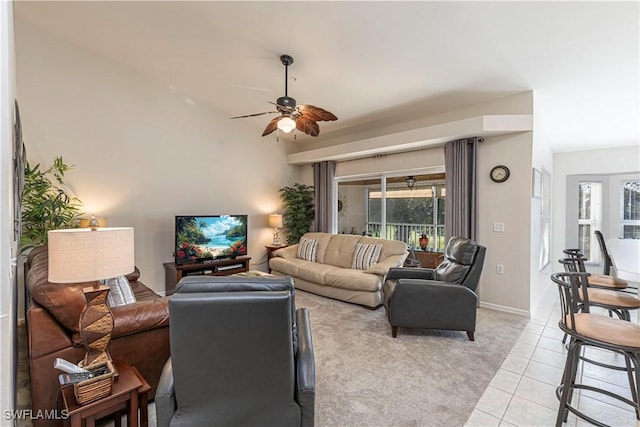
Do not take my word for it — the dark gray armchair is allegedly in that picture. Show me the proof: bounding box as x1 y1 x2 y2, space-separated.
382 236 486 340
156 275 315 427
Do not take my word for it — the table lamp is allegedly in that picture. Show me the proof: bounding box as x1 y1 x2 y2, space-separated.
268 214 283 246
48 227 134 367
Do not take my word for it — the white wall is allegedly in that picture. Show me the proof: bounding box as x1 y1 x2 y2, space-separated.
529 92 555 317
14 20 297 302
0 0 17 424
477 132 532 314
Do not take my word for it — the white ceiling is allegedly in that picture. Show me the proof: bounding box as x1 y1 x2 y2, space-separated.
14 1 639 153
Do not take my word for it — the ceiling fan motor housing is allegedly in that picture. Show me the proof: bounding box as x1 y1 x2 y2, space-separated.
280 55 294 66
277 96 296 109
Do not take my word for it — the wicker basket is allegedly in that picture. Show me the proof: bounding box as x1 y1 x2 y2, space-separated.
73 360 114 405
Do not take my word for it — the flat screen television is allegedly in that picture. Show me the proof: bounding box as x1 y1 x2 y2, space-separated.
174 215 247 264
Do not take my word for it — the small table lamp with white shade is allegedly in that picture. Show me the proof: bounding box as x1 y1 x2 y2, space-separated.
48 227 134 368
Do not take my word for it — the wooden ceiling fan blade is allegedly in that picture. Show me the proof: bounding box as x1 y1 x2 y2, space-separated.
262 116 281 137
230 111 277 119
297 104 337 122
295 116 320 137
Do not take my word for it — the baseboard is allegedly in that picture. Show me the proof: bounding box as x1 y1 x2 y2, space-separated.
479 301 530 317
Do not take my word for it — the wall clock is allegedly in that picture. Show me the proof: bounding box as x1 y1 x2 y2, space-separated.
490 165 510 183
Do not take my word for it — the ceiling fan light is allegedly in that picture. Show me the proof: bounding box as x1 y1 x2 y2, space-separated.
278 117 296 133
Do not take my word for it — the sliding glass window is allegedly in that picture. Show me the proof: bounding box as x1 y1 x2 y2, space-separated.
337 174 445 252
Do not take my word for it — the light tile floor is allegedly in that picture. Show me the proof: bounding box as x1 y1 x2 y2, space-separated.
466 279 640 427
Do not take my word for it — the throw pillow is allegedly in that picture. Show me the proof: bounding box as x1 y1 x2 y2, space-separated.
297 237 318 262
100 275 137 307
352 243 383 270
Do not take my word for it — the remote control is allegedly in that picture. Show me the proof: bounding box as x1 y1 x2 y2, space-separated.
54 358 89 374
58 372 94 385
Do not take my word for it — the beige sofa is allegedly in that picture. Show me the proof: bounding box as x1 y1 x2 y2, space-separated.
269 232 408 308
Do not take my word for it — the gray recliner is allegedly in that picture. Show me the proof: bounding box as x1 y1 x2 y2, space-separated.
382 236 486 340
156 275 315 427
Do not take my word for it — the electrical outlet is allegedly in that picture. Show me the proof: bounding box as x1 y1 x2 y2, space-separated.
493 222 505 232
496 264 504 275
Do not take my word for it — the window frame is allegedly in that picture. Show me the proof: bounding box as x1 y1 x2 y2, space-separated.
620 179 640 239
577 181 603 264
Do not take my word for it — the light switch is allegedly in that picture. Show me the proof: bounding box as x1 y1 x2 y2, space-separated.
493 222 505 232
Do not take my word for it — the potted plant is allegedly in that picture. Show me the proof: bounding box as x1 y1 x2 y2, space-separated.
20 156 82 251
278 183 314 244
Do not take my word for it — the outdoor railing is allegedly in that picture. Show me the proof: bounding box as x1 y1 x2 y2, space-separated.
366 222 446 252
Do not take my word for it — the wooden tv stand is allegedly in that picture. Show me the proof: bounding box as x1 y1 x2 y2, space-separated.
164 256 251 295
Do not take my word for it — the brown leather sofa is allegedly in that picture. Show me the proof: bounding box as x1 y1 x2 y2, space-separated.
24 246 170 427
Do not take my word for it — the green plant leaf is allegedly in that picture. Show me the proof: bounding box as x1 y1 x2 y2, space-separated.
20 156 82 250
279 183 315 243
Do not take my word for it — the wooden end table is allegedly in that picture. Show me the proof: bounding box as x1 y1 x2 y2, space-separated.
60 359 150 427
404 250 444 269
266 244 288 272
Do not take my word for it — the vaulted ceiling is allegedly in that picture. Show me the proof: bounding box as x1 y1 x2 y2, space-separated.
14 1 639 153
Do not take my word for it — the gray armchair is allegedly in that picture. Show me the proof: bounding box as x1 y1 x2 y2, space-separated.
382 236 486 340
156 275 315 427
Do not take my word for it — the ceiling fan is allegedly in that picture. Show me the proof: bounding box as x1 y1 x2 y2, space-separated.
231 54 337 137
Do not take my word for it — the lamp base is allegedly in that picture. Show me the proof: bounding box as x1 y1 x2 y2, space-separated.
80 284 114 368
273 229 282 246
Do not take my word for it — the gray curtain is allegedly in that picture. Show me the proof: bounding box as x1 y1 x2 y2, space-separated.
313 161 336 233
444 137 481 242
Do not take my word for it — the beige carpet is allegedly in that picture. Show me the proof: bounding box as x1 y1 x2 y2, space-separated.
18 289 528 426
296 291 528 426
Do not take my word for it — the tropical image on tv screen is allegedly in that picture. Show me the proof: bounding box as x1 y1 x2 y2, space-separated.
175 215 247 263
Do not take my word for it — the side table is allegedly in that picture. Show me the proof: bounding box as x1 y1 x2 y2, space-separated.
404 250 444 269
60 359 150 427
265 244 288 273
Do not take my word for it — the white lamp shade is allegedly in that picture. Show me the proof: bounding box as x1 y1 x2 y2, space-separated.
48 227 135 283
277 117 296 133
268 214 283 229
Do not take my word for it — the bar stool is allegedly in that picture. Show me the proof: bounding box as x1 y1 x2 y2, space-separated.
552 271 640 426
594 230 638 293
595 230 618 276
559 257 640 321
563 249 628 291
